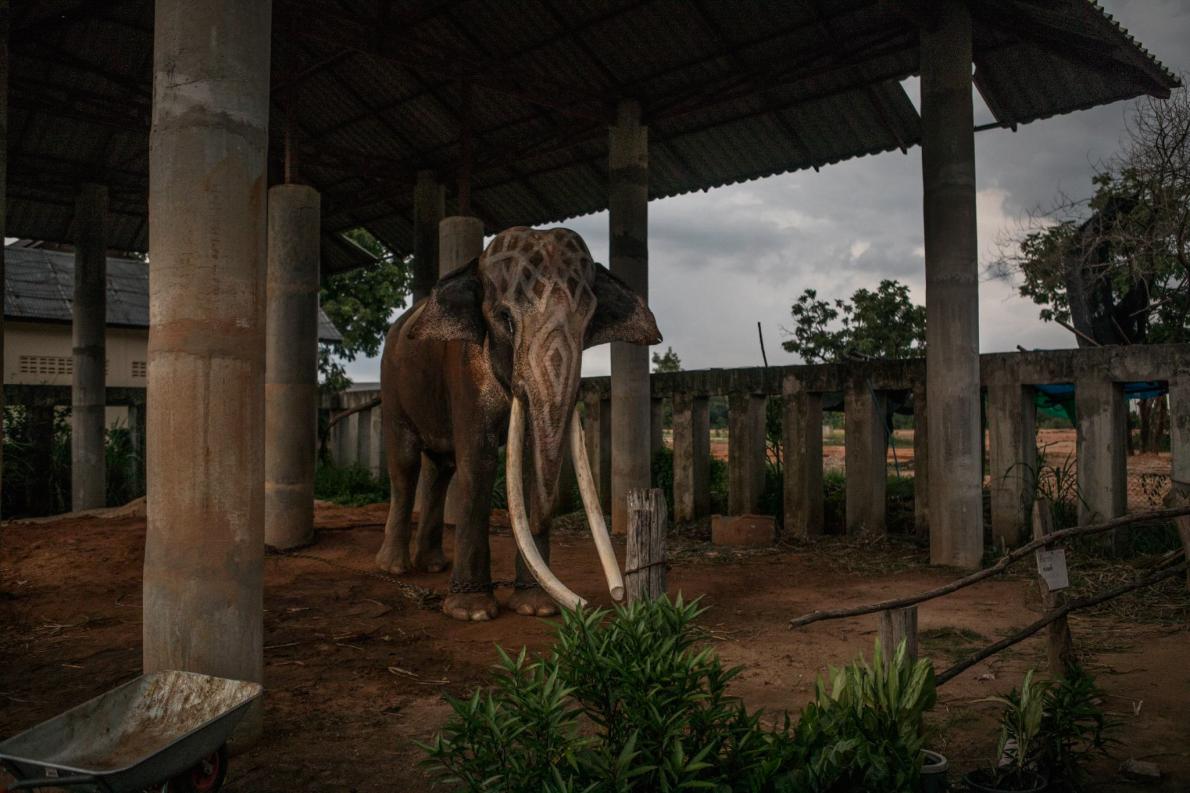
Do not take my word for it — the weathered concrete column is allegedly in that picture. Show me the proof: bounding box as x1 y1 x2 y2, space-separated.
1075 377 1127 545
365 404 385 478
264 184 320 551
912 381 929 536
418 214 484 526
143 0 271 731
340 409 360 466
650 397 665 461
71 183 108 511
844 377 887 534
411 170 444 302
672 392 710 523
584 392 613 513
1172 374 1190 494
921 0 982 568
728 391 766 515
783 374 824 537
439 215 484 272
0 6 8 508
609 99 651 534
987 382 1037 549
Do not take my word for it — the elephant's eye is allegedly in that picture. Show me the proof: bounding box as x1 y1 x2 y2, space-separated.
498 308 515 336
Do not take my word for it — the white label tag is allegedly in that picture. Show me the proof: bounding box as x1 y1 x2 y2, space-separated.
1036 548 1070 591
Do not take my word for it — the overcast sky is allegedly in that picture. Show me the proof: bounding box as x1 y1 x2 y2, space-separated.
344 0 1190 383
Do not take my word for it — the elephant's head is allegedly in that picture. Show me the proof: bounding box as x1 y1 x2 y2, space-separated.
406 227 661 606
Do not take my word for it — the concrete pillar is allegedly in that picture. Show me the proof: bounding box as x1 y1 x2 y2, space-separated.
672 392 710 523
71 183 108 511
584 392 613 514
921 0 982 568
27 404 55 516
728 391 766 514
341 409 360 467
439 215 484 272
264 184 320 551
128 399 146 498
913 381 930 536
142 0 271 734
366 404 385 478
784 374 824 537
844 377 887 534
1076 377 1127 543
411 170 444 302
609 99 650 535
435 214 484 525
650 396 665 461
1172 375 1190 492
987 382 1037 549
0 6 8 509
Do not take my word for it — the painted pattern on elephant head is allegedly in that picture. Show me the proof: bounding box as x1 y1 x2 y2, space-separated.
406 225 661 520
480 228 598 510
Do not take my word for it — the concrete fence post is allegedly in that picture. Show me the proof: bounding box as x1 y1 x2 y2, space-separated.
727 391 766 515
987 382 1037 549
672 391 710 523
783 374 824 537
844 376 887 534
1075 376 1127 551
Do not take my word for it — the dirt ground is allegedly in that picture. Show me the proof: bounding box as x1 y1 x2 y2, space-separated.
2 504 1187 792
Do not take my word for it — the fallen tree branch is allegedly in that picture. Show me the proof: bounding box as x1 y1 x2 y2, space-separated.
789 505 1190 628
326 396 382 431
936 562 1187 686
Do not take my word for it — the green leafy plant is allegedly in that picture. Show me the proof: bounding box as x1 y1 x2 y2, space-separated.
986 669 1048 788
422 596 794 792
784 640 937 793
1037 665 1115 792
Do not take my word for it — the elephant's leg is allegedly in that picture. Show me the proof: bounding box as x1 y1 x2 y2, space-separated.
508 462 559 617
413 454 453 573
442 446 499 622
375 415 420 575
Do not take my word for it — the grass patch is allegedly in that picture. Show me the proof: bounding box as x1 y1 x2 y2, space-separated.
919 626 986 663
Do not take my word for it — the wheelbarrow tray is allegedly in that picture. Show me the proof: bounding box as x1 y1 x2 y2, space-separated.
0 670 262 792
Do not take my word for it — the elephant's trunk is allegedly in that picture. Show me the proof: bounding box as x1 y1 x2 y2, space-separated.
506 396 585 610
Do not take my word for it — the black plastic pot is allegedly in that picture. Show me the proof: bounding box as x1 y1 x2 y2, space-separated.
962 768 1048 793
920 749 949 793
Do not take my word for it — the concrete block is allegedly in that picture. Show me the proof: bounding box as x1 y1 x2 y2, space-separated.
711 514 776 546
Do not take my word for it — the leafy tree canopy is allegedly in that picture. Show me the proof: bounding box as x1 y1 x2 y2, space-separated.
781 280 925 364
651 346 683 373
319 228 412 393
992 87 1190 347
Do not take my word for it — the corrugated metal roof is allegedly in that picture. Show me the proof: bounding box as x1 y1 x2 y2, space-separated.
7 0 1178 272
3 246 343 342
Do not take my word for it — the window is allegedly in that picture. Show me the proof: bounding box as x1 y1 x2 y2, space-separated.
131 361 147 378
18 355 72 376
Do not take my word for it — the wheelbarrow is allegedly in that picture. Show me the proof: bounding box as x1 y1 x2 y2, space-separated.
0 671 262 792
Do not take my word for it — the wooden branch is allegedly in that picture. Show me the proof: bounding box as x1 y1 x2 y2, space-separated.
936 563 1187 686
788 505 1190 628
326 396 382 432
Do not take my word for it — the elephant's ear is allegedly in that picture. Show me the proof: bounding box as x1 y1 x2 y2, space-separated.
405 258 486 343
584 265 662 348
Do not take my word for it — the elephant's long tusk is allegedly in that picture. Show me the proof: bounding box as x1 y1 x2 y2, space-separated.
570 408 625 602
507 396 586 611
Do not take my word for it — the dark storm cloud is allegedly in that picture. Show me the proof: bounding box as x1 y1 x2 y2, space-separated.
346 0 1190 382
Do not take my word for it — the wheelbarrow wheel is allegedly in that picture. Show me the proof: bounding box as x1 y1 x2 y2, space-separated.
167 745 228 793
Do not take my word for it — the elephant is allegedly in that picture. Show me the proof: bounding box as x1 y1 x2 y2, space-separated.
375 226 661 621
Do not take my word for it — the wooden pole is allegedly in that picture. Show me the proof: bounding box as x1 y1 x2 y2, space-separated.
879 606 918 662
789 505 1190 628
626 488 667 603
1033 497 1075 676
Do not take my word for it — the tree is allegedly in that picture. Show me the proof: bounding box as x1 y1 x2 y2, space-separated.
992 86 1190 450
319 228 413 394
781 280 926 363
651 346 682 373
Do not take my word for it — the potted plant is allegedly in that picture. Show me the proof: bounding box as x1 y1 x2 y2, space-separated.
964 669 1049 792
1036 664 1116 792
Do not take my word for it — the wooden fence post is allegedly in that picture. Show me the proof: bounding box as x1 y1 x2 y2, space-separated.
1033 497 1076 676
879 606 918 662
626 488 667 603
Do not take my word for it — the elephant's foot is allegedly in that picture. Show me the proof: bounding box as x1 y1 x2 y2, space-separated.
375 542 412 576
443 592 500 622
507 586 559 617
413 546 449 574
